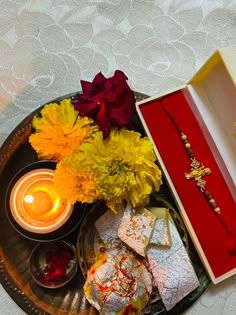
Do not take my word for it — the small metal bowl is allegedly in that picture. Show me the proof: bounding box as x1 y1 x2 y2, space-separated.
29 241 78 289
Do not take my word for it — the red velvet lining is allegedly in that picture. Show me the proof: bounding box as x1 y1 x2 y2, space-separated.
139 90 236 279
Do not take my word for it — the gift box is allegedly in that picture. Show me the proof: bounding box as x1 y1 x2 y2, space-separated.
136 47 236 284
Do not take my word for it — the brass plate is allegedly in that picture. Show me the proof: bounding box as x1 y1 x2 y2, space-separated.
0 92 210 315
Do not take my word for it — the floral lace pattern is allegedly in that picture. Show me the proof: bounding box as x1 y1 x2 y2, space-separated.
1 0 236 314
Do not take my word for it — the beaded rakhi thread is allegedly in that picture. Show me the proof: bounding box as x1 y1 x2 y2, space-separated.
180 133 220 214
161 104 236 256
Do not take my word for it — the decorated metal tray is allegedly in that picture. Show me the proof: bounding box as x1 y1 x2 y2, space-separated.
0 92 210 315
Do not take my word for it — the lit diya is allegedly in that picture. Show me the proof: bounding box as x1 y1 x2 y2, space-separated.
9 168 73 234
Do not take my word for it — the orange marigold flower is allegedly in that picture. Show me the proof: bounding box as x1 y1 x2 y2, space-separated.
29 99 98 161
53 154 100 204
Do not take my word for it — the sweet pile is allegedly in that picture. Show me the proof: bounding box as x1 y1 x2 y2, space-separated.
83 204 200 314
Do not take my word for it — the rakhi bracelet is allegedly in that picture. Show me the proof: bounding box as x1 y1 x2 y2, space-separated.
161 104 236 255
180 132 220 215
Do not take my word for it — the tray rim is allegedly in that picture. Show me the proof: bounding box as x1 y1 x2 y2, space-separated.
0 91 211 315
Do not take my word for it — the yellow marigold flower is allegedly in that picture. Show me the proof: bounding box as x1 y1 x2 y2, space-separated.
29 99 98 161
54 154 100 204
54 128 162 210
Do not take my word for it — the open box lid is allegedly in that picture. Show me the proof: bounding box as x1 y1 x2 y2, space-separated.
185 47 236 200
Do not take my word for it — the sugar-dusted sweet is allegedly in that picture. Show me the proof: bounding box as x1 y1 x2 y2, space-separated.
118 204 156 257
83 247 152 315
147 219 199 311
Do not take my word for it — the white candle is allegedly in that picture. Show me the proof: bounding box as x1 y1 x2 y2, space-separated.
9 169 73 234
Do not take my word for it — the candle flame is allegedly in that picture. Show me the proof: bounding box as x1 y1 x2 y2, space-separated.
24 195 34 203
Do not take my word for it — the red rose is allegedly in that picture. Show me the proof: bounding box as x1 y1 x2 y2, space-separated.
73 70 135 138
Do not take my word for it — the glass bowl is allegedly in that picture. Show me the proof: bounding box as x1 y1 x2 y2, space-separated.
29 240 78 289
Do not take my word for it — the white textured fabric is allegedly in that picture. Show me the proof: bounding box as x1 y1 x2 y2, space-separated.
1 0 236 314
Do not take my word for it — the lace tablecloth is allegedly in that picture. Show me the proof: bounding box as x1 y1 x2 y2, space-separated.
0 1 236 314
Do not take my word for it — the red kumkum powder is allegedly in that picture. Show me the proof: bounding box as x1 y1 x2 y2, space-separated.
43 250 73 282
